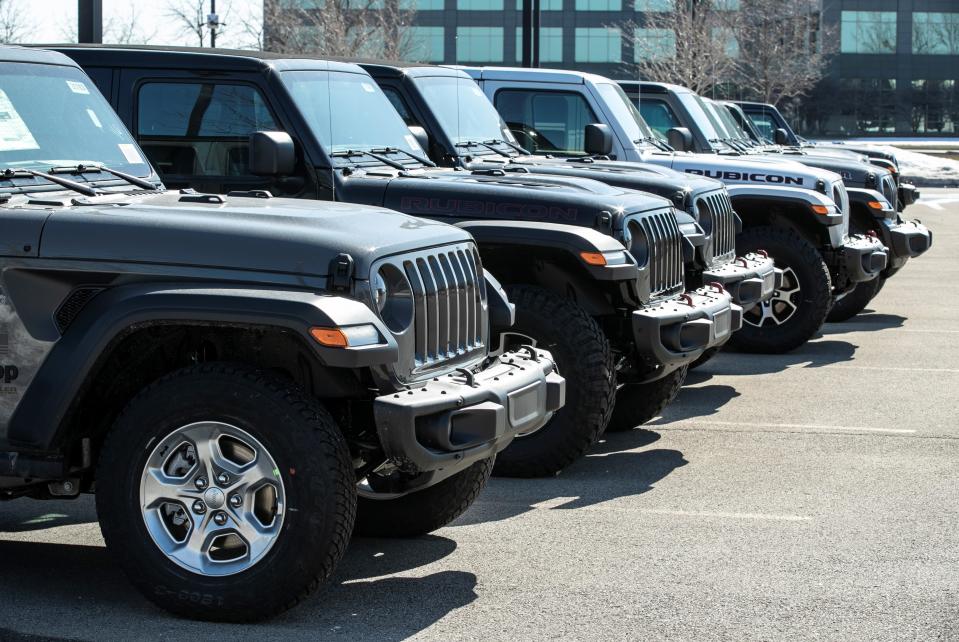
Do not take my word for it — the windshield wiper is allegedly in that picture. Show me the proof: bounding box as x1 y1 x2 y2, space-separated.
330 149 406 171
49 164 159 191
634 136 673 152
0 168 100 197
487 139 528 155
454 140 511 158
369 147 436 168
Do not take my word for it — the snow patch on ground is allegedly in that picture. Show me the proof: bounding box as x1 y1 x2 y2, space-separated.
856 144 959 186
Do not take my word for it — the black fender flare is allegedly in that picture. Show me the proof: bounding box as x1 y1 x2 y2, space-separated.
8 283 396 450
457 220 639 283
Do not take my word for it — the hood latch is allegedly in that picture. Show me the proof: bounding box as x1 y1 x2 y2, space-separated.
329 253 355 292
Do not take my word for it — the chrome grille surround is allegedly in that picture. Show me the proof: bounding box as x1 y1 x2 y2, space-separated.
371 242 488 382
694 188 737 268
628 207 685 300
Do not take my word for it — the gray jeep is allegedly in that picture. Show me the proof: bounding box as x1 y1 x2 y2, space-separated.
0 47 564 622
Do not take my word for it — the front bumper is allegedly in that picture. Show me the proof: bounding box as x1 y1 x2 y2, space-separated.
898 182 919 210
832 234 888 286
373 346 565 480
882 218 933 272
631 284 743 375
702 252 782 312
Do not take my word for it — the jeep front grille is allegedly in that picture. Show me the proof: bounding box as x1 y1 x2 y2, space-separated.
697 190 736 267
401 244 487 374
637 208 685 299
879 174 897 207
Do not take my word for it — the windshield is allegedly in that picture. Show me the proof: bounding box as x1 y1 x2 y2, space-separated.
282 70 425 157
708 100 749 141
414 75 512 145
593 83 658 144
675 92 724 146
0 62 151 179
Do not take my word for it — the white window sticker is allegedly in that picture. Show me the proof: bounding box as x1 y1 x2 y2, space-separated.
118 143 144 164
361 82 376 93
86 108 102 129
404 134 422 152
0 89 39 151
67 80 90 95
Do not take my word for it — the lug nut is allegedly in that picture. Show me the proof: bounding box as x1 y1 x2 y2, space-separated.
216 472 230 486
213 512 228 526
195 476 208 490
192 500 206 515
229 494 243 508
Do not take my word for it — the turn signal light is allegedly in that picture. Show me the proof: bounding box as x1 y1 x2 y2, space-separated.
580 251 607 266
310 327 348 347
867 200 884 210
810 205 831 215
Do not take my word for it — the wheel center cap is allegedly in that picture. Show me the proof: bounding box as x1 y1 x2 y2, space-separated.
203 488 225 509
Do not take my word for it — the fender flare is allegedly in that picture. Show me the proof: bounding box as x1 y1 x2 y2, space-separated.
7 283 397 450
456 220 639 282
725 184 842 227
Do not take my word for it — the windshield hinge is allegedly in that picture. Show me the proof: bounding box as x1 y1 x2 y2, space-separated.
328 253 355 292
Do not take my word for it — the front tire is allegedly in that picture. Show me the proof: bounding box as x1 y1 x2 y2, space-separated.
96 363 356 622
826 276 882 322
492 285 615 478
353 458 494 537
729 226 832 354
606 366 688 432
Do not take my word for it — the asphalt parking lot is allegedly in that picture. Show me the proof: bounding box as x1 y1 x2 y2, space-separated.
1 189 957 641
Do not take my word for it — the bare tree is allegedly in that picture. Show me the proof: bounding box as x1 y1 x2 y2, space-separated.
167 0 231 47
107 6 160 45
0 0 30 43
622 0 740 95
733 0 837 106
261 0 419 60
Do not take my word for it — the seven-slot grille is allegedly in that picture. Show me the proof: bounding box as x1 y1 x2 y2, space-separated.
879 174 897 207
636 208 685 299
698 190 736 266
401 244 487 372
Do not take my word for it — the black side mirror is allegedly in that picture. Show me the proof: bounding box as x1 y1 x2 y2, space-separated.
249 131 296 176
584 123 613 156
667 127 693 152
773 128 789 145
408 125 430 154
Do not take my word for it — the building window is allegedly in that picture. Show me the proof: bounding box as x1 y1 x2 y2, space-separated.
633 27 675 61
402 0 444 9
515 27 563 62
408 26 445 62
575 27 621 62
635 0 671 11
913 12 959 55
911 80 958 133
575 0 620 11
456 27 505 62
830 78 897 134
458 0 503 8
514 0 563 9
840 11 896 54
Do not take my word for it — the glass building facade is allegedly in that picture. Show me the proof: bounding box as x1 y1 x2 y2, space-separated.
269 0 959 136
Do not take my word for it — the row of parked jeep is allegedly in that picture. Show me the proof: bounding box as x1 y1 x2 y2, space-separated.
0 45 932 621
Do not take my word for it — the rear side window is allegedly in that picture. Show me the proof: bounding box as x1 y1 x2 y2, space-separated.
495 89 598 155
136 82 278 177
638 98 681 139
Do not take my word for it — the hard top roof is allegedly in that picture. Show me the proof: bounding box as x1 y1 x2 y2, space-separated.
450 65 616 86
0 45 81 67
619 80 693 95
46 44 364 74
345 59 469 80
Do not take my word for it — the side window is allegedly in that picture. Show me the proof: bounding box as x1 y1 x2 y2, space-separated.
639 98 681 138
495 89 598 154
136 82 278 179
748 112 776 140
382 86 419 127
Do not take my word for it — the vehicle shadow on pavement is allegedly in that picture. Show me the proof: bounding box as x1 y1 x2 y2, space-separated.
820 311 906 335
650 379 741 424
701 338 858 377
0 519 475 639
0 496 98 533
454 430 687 525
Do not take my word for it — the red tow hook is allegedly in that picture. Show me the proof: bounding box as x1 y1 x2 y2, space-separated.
757 249 769 258
867 230 878 238
678 294 694 306
736 257 749 267
707 281 726 294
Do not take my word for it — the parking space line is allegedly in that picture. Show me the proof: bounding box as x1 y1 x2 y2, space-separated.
635 509 811 522
659 420 916 434
824 365 959 373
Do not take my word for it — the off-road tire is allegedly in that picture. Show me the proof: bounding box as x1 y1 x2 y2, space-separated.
353 457 494 538
96 363 356 622
826 276 882 322
605 366 688 432
730 226 832 354
689 346 721 370
492 284 615 478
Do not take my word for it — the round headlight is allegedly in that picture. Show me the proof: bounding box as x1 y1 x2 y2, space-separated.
374 264 414 333
625 219 649 267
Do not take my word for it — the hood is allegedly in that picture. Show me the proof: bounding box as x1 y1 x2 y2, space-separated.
648 151 843 193
766 152 891 189
37 190 469 278
371 167 674 229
